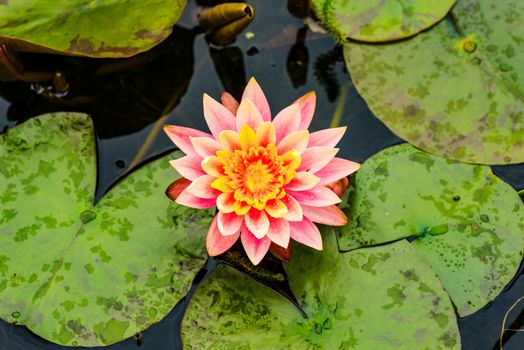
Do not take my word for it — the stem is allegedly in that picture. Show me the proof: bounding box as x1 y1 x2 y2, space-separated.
499 296 524 350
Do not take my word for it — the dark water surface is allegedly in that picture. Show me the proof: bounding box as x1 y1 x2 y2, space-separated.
0 0 522 349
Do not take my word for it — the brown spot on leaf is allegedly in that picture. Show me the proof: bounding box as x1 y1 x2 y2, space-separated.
67 36 137 57
134 29 163 40
405 104 420 117
67 36 96 54
96 43 136 56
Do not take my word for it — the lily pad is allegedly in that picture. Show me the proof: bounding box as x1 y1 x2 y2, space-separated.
343 0 524 164
310 0 456 42
182 230 460 349
0 0 187 57
0 113 212 346
338 144 524 316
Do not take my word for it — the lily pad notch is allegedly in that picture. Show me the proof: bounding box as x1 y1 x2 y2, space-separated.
338 143 524 316
0 113 212 346
182 230 461 349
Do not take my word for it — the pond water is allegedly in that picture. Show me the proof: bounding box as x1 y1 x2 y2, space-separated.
0 0 522 349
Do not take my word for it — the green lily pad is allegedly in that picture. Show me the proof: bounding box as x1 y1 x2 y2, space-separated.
0 0 187 57
343 0 524 164
310 0 456 42
338 144 524 316
0 113 212 346
182 230 460 349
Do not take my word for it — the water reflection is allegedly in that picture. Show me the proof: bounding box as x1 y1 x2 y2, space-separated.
314 45 342 102
0 26 196 138
209 46 247 100
286 27 309 88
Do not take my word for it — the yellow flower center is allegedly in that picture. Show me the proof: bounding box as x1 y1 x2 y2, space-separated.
211 125 301 213
244 158 273 193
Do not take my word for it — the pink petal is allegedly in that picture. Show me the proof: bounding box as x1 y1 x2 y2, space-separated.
169 156 205 181
217 192 235 213
220 92 240 115
277 130 309 154
163 125 213 156
217 211 243 236
294 91 316 130
236 98 264 131
308 127 346 148
176 190 216 209
242 77 271 121
287 186 341 207
316 158 361 185
285 172 320 191
245 209 270 239
272 103 301 143
190 136 221 158
186 175 221 199
301 204 348 226
165 178 191 201
201 156 224 177
290 218 322 250
241 226 271 265
297 147 339 173
281 194 303 221
266 217 290 248
207 216 240 256
203 94 237 138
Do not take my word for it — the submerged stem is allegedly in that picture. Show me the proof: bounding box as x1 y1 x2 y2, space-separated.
499 296 524 350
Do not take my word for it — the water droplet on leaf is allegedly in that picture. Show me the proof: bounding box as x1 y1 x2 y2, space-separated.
499 63 511 72
462 40 477 53
80 210 97 224
115 160 126 169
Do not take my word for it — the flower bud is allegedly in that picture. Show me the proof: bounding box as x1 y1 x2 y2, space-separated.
165 177 191 201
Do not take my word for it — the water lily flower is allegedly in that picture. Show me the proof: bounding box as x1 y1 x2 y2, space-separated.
164 78 360 265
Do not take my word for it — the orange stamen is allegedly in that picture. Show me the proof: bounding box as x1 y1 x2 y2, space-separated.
213 125 301 214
